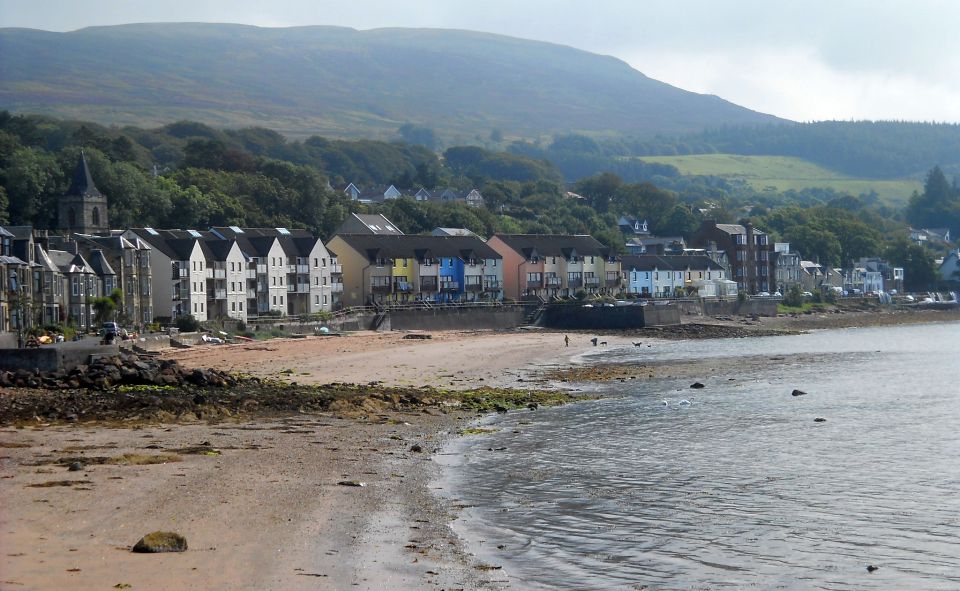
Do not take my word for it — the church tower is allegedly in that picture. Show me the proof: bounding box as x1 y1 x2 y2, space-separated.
59 151 109 234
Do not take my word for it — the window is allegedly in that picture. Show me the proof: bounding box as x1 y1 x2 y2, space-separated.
272 296 277 305
280 296 284 305
313 258 318 267
231 302 236 311
71 276 80 296
239 302 243 311
194 303 198 313
323 295 328 305
315 295 319 304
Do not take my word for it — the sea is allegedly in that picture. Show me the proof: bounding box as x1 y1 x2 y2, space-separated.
438 321 960 590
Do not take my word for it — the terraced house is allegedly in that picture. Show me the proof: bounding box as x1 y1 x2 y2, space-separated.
325 234 503 307
486 234 622 301
621 254 730 298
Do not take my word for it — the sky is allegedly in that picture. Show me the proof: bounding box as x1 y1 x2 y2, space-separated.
1 0 958 123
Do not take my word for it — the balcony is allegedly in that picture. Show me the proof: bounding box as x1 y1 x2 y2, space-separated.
545 276 562 287
568 279 583 289
331 282 344 293
297 283 311 293
330 264 342 274
296 264 309 274
606 277 622 287
247 289 257 299
394 280 413 293
464 277 483 292
287 284 297 293
204 268 214 279
256 264 267 274
420 277 438 291
371 277 392 293
245 269 257 279
213 289 226 300
526 278 544 288
214 269 226 279
440 280 459 292
483 280 502 291
584 276 600 287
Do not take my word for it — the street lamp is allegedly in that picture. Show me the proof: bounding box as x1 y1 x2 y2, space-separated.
8 270 23 349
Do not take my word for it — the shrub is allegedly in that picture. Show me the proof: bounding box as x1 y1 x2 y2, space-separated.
175 314 201 332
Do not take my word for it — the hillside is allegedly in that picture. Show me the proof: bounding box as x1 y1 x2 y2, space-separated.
0 23 782 141
637 154 921 204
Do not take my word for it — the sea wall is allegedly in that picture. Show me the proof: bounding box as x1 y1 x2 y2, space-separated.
540 304 679 329
388 307 524 331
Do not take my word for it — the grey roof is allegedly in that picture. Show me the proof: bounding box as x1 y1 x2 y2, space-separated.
66 151 103 198
87 249 116 276
127 229 205 261
492 234 611 259
3 225 35 240
714 223 766 235
622 254 724 272
335 213 404 236
334 234 500 262
432 227 480 238
48 250 92 274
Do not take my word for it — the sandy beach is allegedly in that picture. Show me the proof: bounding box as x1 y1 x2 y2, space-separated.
3 306 960 590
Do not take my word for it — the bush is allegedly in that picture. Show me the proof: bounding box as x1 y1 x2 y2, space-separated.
175 314 201 332
783 285 805 307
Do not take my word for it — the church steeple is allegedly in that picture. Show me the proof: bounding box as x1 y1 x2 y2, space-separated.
59 150 109 234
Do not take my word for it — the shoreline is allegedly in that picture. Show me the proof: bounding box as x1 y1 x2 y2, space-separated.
3 308 960 589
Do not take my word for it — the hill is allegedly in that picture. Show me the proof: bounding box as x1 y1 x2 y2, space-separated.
637 154 921 204
0 23 782 142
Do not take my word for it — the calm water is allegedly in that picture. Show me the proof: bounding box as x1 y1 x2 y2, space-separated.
439 322 960 590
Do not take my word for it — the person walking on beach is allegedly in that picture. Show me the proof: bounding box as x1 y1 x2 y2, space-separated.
564 334 570 347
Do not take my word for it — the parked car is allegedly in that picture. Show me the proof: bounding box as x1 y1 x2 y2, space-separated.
802 291 814 298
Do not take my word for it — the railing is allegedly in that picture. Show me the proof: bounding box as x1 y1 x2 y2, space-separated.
420 277 438 291
214 269 226 279
484 281 502 291
329 264 342 274
464 277 483 292
371 281 392 293
256 264 267 274
440 281 460 292
205 268 214 279
526 278 544 288
298 284 311 293
245 269 257 279
394 281 413 292
568 279 583 288
213 289 226 300
545 276 562 287
331 282 344 293
296 264 309 274
287 284 296 293
584 277 600 286
246 289 257 299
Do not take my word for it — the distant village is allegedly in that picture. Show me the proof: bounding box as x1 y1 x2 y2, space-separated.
4 152 956 340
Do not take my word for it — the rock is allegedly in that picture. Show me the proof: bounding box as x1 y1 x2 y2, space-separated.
791 389 807 396
337 480 366 487
409 444 424 453
527 402 539 410
67 461 85 472
814 417 827 422
690 382 705 389
132 531 188 553
866 565 879 573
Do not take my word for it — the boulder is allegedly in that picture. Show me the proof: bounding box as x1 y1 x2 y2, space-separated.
791 389 807 397
690 382 705 389
132 531 188 553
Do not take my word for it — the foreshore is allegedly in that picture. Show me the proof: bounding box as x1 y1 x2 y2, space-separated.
2 306 959 590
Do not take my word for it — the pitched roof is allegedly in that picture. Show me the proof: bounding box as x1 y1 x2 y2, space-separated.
714 223 766 235
333 234 500 262
492 234 610 258
48 250 92 274
87 249 116 276
335 213 404 236
622 254 724 272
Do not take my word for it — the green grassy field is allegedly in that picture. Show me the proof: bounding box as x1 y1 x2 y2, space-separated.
637 154 920 204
